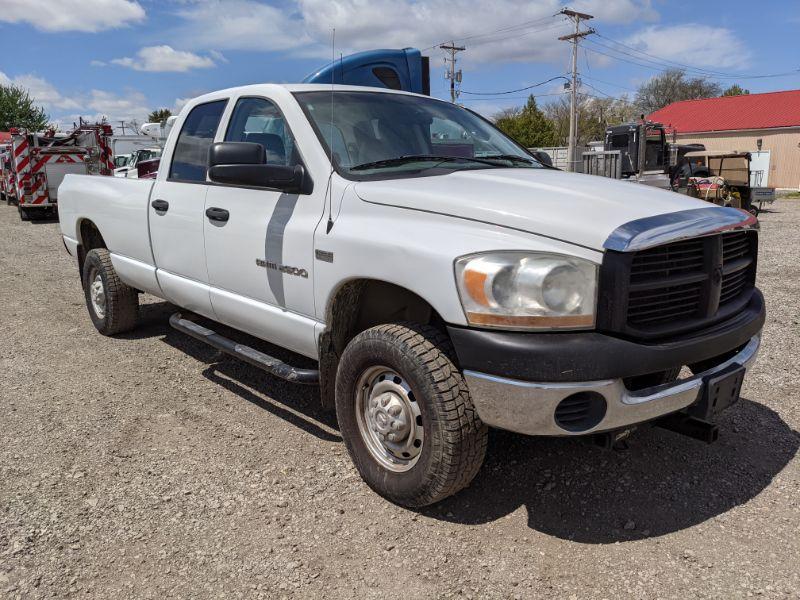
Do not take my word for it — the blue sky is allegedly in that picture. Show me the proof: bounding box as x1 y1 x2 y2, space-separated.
2 0 799 131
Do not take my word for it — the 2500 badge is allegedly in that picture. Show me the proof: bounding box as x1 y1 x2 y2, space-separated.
256 258 308 278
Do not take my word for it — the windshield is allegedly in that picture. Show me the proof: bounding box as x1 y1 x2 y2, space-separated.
294 91 543 179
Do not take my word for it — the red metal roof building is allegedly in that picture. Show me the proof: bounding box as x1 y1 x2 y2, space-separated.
648 90 800 188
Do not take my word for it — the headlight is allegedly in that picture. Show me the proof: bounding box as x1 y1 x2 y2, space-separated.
454 252 598 330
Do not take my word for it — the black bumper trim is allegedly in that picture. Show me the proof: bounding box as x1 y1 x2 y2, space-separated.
448 289 765 382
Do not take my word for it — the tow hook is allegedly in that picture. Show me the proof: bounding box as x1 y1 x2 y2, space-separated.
587 427 635 451
655 414 719 444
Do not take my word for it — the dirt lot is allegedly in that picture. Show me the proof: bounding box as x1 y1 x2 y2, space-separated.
1 198 798 599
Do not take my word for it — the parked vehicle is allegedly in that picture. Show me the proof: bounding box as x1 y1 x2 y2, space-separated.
674 150 776 216
583 121 705 190
113 147 162 178
58 84 764 506
0 143 13 203
9 124 114 220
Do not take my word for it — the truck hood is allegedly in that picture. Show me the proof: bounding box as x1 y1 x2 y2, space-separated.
354 168 712 251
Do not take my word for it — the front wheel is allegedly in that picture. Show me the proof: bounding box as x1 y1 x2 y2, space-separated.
335 323 487 507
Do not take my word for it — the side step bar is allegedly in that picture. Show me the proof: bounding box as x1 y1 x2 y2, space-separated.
169 313 320 385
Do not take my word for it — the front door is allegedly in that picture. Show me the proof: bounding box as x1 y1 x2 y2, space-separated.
203 96 319 357
149 98 228 318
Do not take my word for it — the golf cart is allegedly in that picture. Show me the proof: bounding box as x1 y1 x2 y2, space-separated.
674 150 775 216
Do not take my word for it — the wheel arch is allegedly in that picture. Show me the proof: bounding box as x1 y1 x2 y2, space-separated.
317 277 450 410
75 218 107 275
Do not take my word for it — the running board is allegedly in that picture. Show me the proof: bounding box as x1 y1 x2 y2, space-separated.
169 313 320 385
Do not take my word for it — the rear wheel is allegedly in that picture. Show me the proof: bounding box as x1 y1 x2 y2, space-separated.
18 206 29 221
81 248 139 335
335 322 488 507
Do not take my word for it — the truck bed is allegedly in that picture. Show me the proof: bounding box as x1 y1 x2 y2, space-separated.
58 174 156 277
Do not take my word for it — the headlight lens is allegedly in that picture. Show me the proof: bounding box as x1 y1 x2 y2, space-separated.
455 252 598 330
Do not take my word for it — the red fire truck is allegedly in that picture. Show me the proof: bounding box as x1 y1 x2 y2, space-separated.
7 123 114 220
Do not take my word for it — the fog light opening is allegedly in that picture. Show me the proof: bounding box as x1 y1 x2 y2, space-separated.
554 392 607 433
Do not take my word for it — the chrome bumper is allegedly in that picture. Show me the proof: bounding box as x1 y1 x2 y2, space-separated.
464 335 760 436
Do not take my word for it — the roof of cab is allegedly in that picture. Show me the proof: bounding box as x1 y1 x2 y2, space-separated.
184 83 428 107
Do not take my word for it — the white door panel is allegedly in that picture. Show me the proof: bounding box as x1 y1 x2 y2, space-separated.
208 286 319 358
110 253 161 297
204 187 282 305
149 180 212 311
156 270 217 321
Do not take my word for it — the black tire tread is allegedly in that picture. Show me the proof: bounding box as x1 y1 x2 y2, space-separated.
337 322 487 506
82 248 139 335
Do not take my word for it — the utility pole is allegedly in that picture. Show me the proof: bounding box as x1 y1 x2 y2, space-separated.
559 8 594 172
440 42 465 103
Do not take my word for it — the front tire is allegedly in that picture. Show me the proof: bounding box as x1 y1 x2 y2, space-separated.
82 248 139 335
335 323 487 507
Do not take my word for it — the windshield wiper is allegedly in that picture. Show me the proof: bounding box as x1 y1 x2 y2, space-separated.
350 154 500 171
480 154 534 164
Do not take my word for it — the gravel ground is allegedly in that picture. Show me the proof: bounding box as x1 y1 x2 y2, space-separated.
1 198 798 599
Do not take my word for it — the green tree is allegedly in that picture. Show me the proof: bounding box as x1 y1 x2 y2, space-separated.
494 96 557 148
147 108 172 124
0 84 49 131
634 69 721 114
722 84 750 96
542 94 637 147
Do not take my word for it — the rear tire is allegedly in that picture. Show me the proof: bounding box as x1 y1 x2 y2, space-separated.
18 206 29 221
335 322 488 507
81 248 139 335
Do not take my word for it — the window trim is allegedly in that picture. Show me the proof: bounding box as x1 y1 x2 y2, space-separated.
167 98 230 185
215 94 314 194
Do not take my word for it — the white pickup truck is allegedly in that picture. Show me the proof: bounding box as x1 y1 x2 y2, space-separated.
58 84 765 506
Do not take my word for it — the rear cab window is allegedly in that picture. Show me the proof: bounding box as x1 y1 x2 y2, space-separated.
169 100 228 183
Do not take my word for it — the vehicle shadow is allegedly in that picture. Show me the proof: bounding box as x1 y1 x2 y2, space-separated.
121 299 339 442
424 398 799 543
122 300 798 543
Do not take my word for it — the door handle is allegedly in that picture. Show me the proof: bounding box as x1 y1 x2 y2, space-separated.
151 199 169 212
205 207 230 222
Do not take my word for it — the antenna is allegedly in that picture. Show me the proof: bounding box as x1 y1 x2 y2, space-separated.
326 28 336 234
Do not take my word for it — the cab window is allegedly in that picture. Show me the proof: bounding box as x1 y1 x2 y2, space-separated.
224 97 301 167
169 99 227 182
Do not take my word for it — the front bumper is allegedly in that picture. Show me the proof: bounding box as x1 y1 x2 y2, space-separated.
450 290 764 437
464 335 760 436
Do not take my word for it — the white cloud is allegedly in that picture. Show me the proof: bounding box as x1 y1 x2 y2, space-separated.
170 0 664 66
0 0 145 32
0 71 81 111
570 0 658 23
624 24 752 70
1 70 151 129
111 45 217 72
173 0 576 64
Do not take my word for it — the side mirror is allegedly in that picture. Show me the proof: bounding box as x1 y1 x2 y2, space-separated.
208 141 306 193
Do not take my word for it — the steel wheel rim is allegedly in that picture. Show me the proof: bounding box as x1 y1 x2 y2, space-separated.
89 271 106 319
355 366 424 473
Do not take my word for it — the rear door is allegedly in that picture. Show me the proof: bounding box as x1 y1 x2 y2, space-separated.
149 99 228 318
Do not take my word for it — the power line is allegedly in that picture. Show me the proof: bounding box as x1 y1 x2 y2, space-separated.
581 74 637 92
460 75 569 96
585 37 799 80
421 13 561 51
459 92 567 103
467 20 570 48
